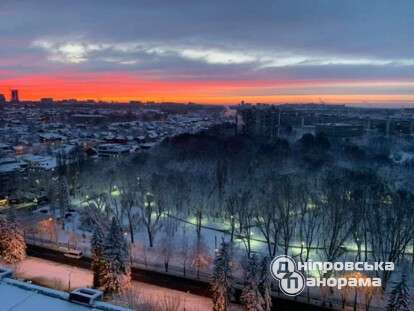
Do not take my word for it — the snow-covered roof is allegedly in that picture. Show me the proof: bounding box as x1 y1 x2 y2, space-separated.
0 158 27 174
0 276 132 311
53 144 77 155
39 133 66 140
0 281 88 311
19 154 57 170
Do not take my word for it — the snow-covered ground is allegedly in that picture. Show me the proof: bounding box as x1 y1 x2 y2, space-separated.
11 257 92 291
23 201 414 311
5 257 242 311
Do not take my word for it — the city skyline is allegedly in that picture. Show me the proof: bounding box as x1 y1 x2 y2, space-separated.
1 1 414 106
2 2 414 310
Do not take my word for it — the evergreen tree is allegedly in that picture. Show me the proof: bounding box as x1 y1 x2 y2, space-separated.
211 241 233 311
0 217 26 264
241 255 265 311
91 225 107 289
387 274 410 311
102 218 131 294
258 257 272 311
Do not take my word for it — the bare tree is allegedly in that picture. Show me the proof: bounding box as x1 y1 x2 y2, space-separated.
118 176 140 244
80 194 109 231
138 173 166 248
161 217 178 272
274 175 300 256
368 190 414 289
319 170 356 263
255 189 280 258
234 190 254 257
225 186 251 244
179 230 190 276
191 236 212 279
188 173 215 239
298 179 321 263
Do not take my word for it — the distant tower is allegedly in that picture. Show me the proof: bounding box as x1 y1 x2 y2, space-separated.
11 89 19 103
0 94 5 105
385 118 391 137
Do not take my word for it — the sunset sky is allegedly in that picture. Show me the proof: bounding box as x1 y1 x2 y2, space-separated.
1 0 414 106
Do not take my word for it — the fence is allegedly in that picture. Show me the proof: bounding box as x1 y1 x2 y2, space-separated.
24 235 387 311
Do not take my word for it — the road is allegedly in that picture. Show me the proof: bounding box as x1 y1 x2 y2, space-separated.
27 244 332 311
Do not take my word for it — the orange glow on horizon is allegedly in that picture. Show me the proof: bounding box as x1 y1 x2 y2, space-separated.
1 72 414 106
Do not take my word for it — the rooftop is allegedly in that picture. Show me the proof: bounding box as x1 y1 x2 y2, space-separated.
0 268 131 311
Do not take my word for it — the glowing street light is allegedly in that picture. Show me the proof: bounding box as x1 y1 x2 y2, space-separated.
144 192 155 208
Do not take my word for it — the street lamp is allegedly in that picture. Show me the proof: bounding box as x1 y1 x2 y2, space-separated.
144 192 155 208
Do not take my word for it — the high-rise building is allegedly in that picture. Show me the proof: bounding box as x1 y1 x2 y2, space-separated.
238 106 281 138
11 89 19 103
0 94 6 104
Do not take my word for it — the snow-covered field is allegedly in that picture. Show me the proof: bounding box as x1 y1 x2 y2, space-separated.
6 257 242 311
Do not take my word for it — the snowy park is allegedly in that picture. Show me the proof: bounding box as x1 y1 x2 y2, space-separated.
2 132 414 310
